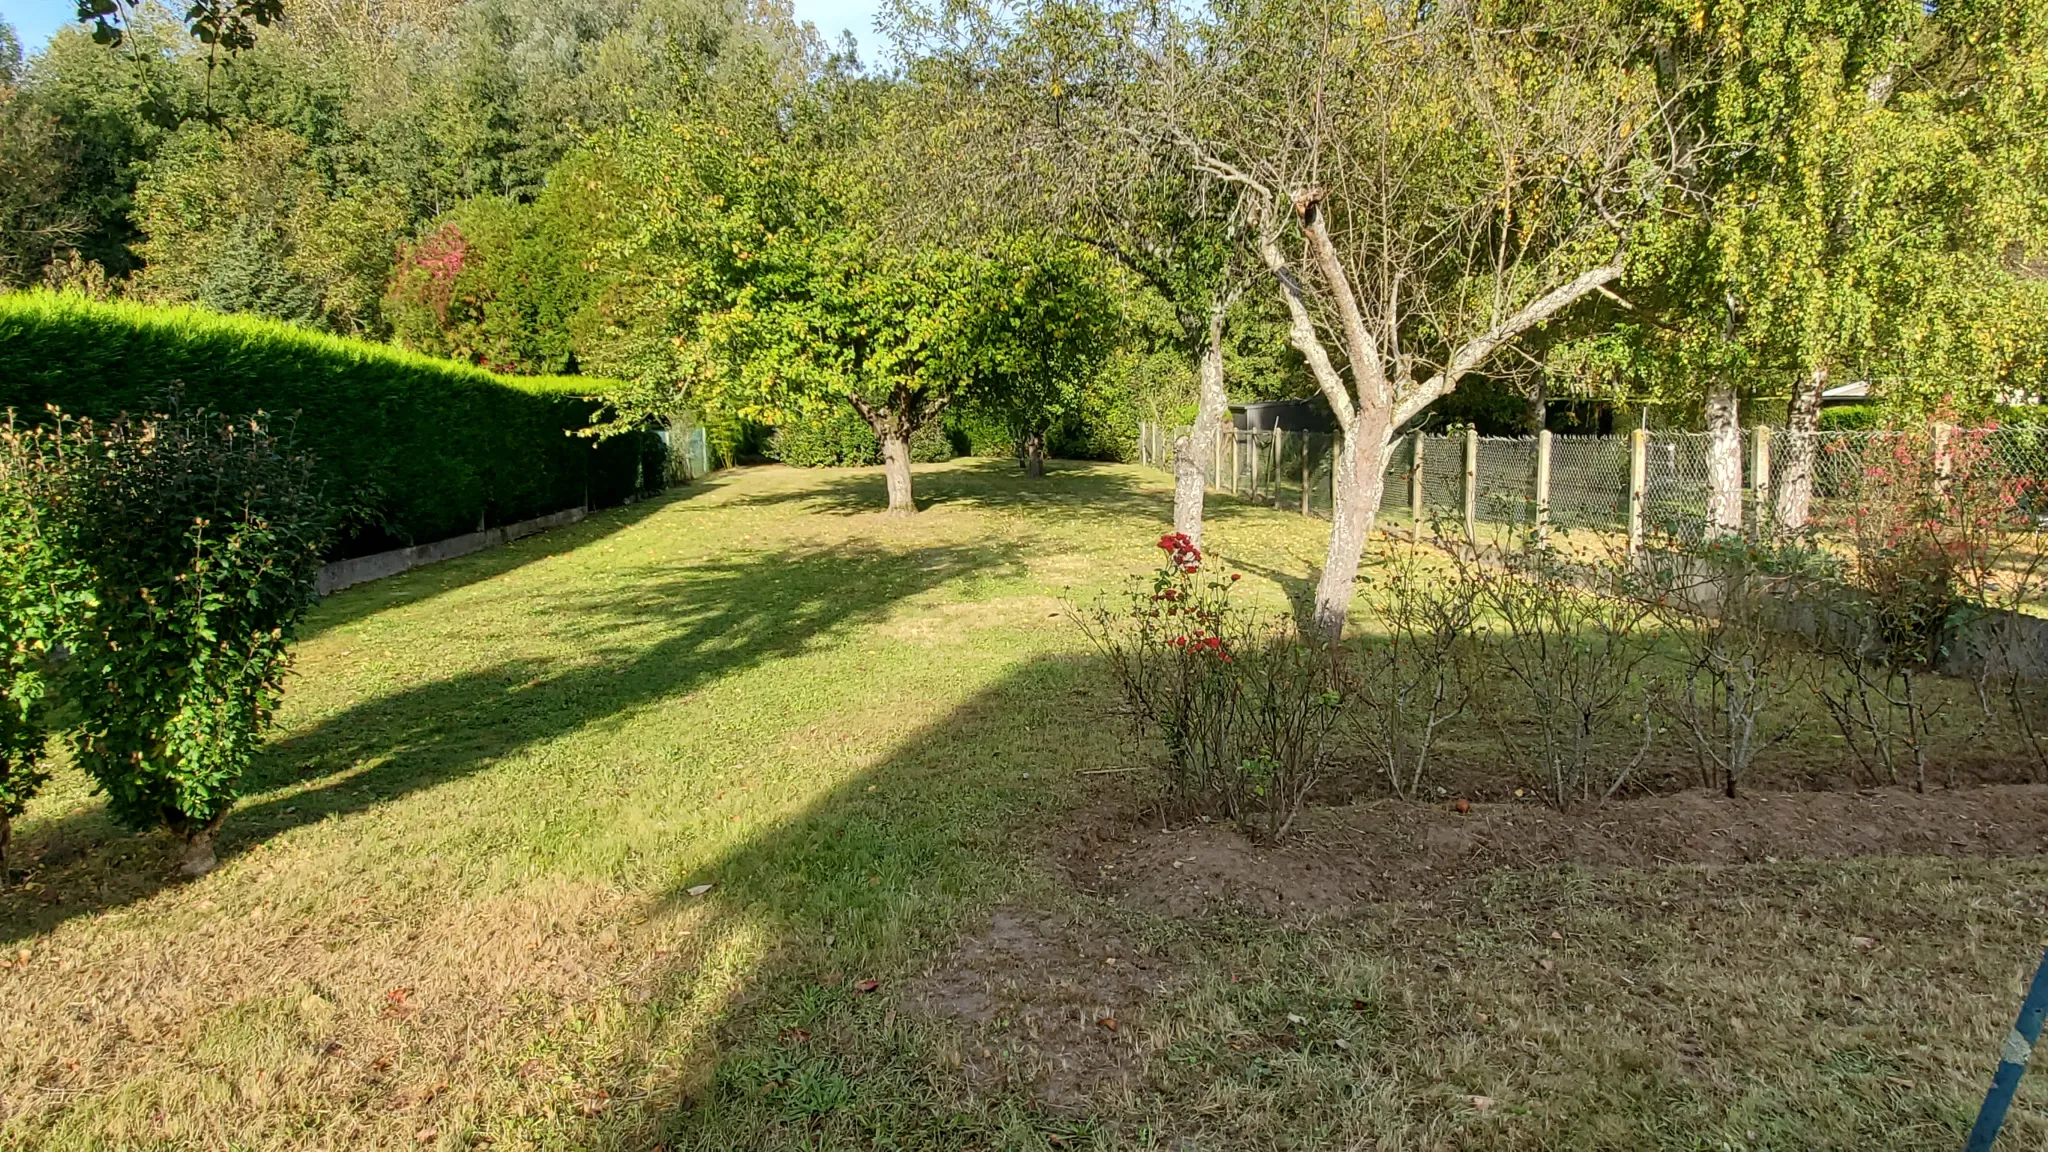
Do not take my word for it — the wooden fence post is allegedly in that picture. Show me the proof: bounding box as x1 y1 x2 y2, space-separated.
1750 425 1771 538
1463 427 1479 549
1410 432 1425 543
1628 427 1648 557
1301 434 1312 515
1330 438 1339 515
1534 428 1553 543
1231 431 1240 495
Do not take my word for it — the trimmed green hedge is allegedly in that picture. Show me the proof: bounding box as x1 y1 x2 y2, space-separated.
0 291 660 558
1817 404 1884 431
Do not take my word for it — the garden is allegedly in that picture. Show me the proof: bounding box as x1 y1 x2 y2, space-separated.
5 0 2048 1146
3 438 2048 1149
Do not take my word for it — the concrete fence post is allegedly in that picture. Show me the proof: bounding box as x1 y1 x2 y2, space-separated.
1411 432 1426 543
1463 426 1479 549
1273 428 1286 509
1750 425 1772 539
1628 428 1648 557
1933 420 1956 481
1534 428 1553 543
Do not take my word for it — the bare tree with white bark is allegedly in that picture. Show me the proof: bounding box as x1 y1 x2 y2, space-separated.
1152 0 1663 637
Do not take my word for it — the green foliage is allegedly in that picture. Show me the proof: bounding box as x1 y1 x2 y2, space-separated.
11 0 768 317
769 404 954 467
77 0 285 62
0 66 85 289
769 404 879 468
1819 404 1885 431
7 406 327 846
130 121 406 333
383 168 610 373
16 17 197 279
583 73 1053 507
0 291 658 556
0 416 88 872
964 245 1121 456
1577 0 2048 417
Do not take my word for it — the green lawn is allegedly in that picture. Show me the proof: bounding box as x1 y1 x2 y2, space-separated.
3 459 2045 1150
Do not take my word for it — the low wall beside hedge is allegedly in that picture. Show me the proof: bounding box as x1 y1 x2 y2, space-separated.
0 291 662 558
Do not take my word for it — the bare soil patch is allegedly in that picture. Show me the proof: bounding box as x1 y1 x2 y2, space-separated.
907 909 1172 1109
1061 784 2048 918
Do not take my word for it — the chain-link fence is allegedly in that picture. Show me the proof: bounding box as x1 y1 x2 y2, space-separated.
1134 421 2048 547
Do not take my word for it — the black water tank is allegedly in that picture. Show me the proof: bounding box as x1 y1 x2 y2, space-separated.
1233 399 1337 432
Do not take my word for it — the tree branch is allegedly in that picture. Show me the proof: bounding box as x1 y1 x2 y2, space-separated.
1293 189 1389 407
1395 260 1623 427
1251 210 1357 436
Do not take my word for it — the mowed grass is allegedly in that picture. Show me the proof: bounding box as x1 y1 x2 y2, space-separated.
0 458 2044 1151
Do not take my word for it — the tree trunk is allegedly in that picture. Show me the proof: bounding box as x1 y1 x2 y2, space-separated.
177 809 230 877
1022 431 1045 478
1704 380 1743 537
1308 407 1395 641
1774 366 1824 531
880 432 916 515
1526 377 1547 435
0 812 10 886
1173 303 1230 546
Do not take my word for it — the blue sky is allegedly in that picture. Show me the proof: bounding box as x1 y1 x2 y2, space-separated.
794 0 888 48
2 0 887 54
2 0 74 52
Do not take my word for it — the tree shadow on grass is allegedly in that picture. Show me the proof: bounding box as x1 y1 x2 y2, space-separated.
0 537 1026 945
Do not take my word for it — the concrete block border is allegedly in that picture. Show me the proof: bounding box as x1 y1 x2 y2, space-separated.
315 505 588 596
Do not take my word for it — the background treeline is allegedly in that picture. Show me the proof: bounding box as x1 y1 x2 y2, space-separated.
0 0 1289 461
2 0 2045 475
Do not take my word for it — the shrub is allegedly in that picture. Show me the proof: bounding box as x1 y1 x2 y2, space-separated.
1475 545 1659 808
1349 546 1479 799
0 424 88 880
1080 533 1341 842
0 291 662 558
769 404 953 467
10 405 330 874
1638 537 1813 797
1809 426 2002 790
1953 518 2048 783
383 187 602 375
1817 404 1884 431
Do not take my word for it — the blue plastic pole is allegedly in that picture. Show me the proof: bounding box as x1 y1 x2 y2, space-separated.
1966 946 2048 1152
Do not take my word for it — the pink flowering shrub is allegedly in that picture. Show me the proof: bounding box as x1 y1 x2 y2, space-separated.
1077 533 1340 842
1815 422 2041 789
